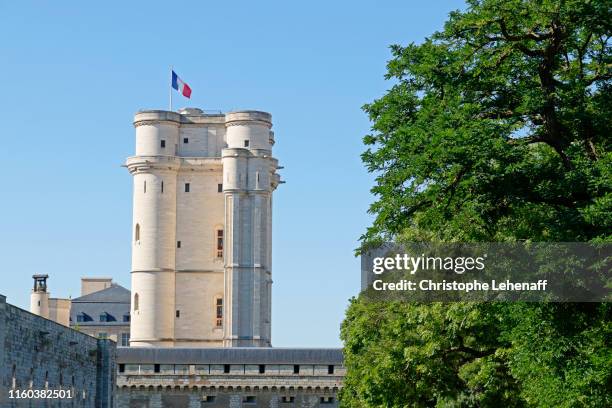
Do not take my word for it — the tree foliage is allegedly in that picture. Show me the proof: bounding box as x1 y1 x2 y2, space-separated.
341 1 611 406
360 0 610 244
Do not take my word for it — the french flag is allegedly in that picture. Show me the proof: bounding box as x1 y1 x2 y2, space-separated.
171 70 192 98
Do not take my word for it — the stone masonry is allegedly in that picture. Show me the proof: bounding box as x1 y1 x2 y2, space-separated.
0 294 116 408
115 348 343 408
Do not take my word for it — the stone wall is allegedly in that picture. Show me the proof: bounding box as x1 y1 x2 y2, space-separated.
115 347 343 408
0 294 116 407
116 388 338 408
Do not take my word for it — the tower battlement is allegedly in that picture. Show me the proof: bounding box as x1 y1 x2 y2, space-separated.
133 109 271 126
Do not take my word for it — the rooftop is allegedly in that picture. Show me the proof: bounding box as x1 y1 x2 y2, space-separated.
72 284 130 303
117 348 344 365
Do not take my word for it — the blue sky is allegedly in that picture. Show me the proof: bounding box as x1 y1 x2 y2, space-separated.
0 0 465 346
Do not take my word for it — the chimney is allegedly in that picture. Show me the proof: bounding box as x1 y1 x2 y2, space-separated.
81 277 113 296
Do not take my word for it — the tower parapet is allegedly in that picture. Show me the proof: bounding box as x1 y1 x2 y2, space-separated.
225 111 273 151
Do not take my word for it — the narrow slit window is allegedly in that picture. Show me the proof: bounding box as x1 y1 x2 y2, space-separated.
216 230 224 258
177 241 181 248
134 224 140 242
217 183 223 193
144 180 146 193
215 297 223 327
161 181 164 193
244 140 249 147
133 293 139 311
160 140 166 148
185 183 190 192
176 310 180 318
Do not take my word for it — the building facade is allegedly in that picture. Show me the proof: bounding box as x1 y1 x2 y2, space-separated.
126 108 281 348
70 279 131 346
116 348 343 408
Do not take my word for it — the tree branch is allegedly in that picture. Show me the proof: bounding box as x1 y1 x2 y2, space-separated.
443 345 496 359
497 19 544 57
475 110 517 120
507 135 541 145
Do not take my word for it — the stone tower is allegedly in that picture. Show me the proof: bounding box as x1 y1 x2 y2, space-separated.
29 274 71 326
30 274 50 318
126 108 280 348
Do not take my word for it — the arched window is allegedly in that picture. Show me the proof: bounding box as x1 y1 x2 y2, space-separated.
215 297 223 327
134 224 140 242
134 293 139 312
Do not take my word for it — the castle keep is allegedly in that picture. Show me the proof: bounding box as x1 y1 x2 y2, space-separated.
119 109 344 407
127 109 280 348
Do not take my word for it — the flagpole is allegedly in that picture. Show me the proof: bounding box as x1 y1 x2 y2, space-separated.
169 66 173 112
170 66 173 111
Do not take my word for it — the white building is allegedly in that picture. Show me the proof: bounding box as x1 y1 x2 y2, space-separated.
126 108 281 348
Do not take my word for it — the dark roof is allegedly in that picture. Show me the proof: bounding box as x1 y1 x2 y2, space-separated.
117 348 344 365
72 284 130 303
70 284 130 326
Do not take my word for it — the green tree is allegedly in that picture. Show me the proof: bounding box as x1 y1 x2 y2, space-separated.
341 0 611 406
